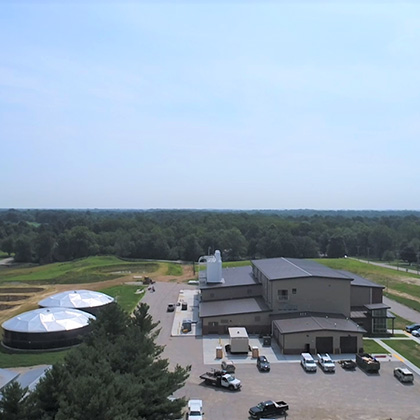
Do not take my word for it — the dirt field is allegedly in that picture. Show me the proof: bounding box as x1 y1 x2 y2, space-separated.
0 264 195 326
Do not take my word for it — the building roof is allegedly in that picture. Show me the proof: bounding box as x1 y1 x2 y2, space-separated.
251 258 351 281
273 315 365 334
364 303 390 310
2 308 96 333
336 270 384 289
200 265 257 289
350 311 367 319
39 289 114 309
199 297 270 318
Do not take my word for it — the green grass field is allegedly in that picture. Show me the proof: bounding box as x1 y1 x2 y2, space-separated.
223 260 251 268
166 263 183 276
362 339 390 354
0 256 159 285
382 339 420 368
0 346 69 369
99 284 145 313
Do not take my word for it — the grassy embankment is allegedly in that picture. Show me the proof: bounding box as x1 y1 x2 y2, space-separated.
0 256 187 368
0 255 159 285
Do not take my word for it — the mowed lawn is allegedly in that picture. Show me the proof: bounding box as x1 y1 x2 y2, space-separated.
383 339 420 367
0 256 159 284
100 284 145 313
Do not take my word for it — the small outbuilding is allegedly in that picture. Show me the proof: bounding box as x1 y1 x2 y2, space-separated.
38 289 114 315
2 307 96 350
272 314 365 355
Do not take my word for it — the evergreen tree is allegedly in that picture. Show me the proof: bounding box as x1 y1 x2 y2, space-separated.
22 303 190 420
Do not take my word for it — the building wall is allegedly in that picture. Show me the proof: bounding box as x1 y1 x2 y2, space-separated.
273 327 364 355
202 312 271 335
351 286 372 307
201 284 262 302
372 288 383 304
268 277 351 317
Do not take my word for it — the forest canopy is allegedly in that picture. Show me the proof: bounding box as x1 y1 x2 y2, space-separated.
1 209 420 264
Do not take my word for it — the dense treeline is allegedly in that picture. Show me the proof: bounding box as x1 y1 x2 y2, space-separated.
0 303 190 420
1 209 420 264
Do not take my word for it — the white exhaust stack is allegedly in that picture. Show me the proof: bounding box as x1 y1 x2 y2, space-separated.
205 250 224 284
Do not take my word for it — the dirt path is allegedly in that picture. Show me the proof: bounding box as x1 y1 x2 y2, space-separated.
0 264 196 326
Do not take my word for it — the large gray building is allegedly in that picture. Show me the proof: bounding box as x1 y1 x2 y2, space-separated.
199 254 392 354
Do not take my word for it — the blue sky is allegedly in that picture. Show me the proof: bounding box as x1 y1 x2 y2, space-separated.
1 2 420 210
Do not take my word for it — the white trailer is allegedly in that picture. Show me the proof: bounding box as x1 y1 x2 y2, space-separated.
228 327 249 353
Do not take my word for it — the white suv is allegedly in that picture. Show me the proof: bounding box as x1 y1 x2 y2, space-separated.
187 399 204 420
394 367 414 383
301 353 317 372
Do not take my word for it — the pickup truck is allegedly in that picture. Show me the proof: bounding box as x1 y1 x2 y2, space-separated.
356 353 380 373
249 400 289 418
199 370 241 390
317 353 335 373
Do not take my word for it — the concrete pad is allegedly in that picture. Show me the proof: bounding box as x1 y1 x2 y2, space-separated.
171 289 201 336
202 335 359 366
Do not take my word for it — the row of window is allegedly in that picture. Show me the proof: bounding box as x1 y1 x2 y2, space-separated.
277 288 297 301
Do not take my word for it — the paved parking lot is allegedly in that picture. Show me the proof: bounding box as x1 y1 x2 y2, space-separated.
143 283 420 420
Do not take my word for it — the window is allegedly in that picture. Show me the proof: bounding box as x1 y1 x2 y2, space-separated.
221 319 229 324
278 289 289 301
292 288 297 294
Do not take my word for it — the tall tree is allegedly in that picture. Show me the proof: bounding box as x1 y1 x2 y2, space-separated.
0 381 29 420
23 303 190 420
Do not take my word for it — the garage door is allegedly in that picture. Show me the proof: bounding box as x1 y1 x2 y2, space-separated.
316 336 333 353
340 336 357 353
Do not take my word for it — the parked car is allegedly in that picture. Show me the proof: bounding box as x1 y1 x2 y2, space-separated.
221 359 235 373
187 399 204 419
249 400 289 419
317 353 335 373
339 359 357 370
301 353 317 372
256 355 270 372
405 323 420 333
167 303 175 312
412 329 420 337
394 367 414 383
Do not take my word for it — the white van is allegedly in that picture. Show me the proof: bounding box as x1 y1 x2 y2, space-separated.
301 353 317 372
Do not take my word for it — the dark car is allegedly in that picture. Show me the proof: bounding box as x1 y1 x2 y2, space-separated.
256 355 270 372
339 359 357 370
406 323 420 333
167 303 175 312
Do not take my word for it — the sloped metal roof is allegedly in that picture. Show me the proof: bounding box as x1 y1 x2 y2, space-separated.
251 258 351 281
39 289 114 309
2 308 95 333
273 315 365 334
200 266 258 289
199 297 270 318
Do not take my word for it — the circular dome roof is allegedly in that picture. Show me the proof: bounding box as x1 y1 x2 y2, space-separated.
2 307 96 333
38 290 114 309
